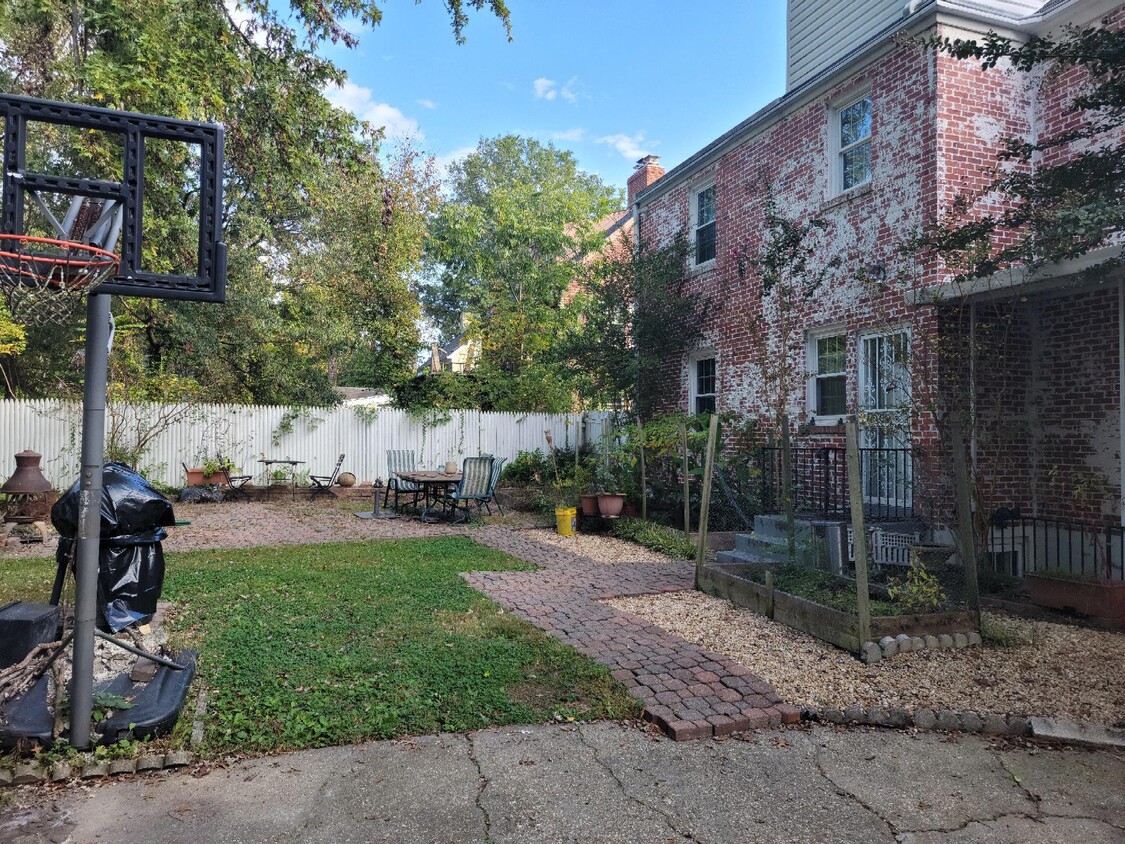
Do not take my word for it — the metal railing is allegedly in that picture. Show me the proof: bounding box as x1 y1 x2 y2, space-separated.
758 446 915 521
988 514 1124 582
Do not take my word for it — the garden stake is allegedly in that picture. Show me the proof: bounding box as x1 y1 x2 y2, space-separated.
845 418 872 651
638 419 647 521
682 422 691 539
695 414 719 586
949 415 982 628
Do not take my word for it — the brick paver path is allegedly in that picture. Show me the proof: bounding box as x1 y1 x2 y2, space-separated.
4 500 796 740
466 528 799 740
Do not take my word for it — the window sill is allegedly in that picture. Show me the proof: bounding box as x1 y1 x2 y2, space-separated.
799 422 846 436
822 181 872 212
691 259 716 275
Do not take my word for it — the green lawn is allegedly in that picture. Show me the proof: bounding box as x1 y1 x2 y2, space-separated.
166 536 639 753
0 537 640 756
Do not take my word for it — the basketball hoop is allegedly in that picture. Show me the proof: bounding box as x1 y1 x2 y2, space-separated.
0 235 120 326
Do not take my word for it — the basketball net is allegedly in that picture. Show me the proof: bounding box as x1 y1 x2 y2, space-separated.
0 198 122 326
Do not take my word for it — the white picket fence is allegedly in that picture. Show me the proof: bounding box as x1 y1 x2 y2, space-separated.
0 400 613 489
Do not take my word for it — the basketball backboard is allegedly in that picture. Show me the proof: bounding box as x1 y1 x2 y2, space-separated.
0 94 226 302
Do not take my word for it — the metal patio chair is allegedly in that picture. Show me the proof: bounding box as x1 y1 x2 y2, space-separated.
309 453 345 498
217 455 252 501
441 456 494 524
384 449 423 512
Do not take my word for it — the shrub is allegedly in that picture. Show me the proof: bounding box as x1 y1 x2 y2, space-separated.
886 555 948 613
611 518 697 559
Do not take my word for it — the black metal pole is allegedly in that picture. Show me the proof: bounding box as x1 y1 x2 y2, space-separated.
70 292 111 749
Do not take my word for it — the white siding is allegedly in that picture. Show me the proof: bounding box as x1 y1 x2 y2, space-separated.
0 400 609 489
787 0 905 91
786 0 1049 91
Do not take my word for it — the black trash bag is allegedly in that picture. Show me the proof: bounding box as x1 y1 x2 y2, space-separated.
98 541 167 632
51 463 175 632
51 462 175 539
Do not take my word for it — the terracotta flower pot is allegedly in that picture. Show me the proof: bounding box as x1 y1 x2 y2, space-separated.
579 494 599 516
597 493 625 518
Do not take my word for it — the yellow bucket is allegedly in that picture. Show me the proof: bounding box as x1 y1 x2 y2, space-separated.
555 506 577 536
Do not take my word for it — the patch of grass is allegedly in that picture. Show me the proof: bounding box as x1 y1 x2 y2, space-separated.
162 537 640 755
611 518 696 559
979 611 1038 648
0 554 56 605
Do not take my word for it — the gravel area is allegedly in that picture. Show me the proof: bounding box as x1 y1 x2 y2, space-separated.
606 590 1125 727
517 527 679 564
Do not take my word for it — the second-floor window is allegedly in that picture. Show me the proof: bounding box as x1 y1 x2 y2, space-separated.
693 183 716 265
836 94 872 192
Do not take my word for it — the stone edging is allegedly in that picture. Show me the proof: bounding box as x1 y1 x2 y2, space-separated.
0 750 194 787
860 630 982 664
808 705 1030 736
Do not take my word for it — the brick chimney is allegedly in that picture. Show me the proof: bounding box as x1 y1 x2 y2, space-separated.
627 155 664 205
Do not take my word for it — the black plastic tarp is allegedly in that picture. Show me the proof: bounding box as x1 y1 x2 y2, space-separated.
52 463 175 632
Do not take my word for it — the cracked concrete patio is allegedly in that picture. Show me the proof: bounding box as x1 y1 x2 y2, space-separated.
4 723 1122 843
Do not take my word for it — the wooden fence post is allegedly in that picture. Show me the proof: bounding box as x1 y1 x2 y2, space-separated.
695 414 720 588
948 416 982 628
845 418 872 652
682 422 691 539
780 412 796 563
638 418 647 521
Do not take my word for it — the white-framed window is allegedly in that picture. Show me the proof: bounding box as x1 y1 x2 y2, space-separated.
689 353 717 414
690 181 716 266
833 93 872 193
806 330 846 422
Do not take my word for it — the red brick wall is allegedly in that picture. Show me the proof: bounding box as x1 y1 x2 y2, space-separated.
635 8 1124 529
638 36 945 437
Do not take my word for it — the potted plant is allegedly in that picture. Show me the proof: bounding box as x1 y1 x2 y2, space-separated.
201 456 234 484
594 462 625 518
185 456 233 487
574 466 598 516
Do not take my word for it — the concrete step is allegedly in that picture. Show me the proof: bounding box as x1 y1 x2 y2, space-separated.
735 531 784 553
715 549 779 567
733 534 789 562
752 514 791 542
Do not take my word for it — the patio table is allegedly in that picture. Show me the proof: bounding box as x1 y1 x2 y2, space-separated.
259 459 305 499
394 470 462 522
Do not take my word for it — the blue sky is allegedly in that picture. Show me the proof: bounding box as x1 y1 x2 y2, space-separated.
322 1 789 194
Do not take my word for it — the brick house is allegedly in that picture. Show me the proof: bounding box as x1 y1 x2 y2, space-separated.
633 0 1125 583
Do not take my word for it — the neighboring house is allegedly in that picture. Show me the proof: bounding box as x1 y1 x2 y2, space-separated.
563 158 660 305
635 0 1125 581
420 332 480 374
336 386 393 407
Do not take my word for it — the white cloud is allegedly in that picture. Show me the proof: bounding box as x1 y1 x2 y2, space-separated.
534 76 580 104
533 77 557 101
597 131 650 160
325 80 422 140
551 127 586 142
432 146 477 180
560 78 578 104
417 99 437 110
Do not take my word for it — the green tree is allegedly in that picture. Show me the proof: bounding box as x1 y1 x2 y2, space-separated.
423 135 622 412
565 232 710 416
0 0 509 402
